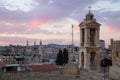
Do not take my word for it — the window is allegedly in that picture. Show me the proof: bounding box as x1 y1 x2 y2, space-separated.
90 28 96 35
116 51 119 57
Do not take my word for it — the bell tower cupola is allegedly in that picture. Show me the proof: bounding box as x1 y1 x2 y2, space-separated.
85 6 94 21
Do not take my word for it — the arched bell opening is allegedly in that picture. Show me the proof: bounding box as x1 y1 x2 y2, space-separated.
90 52 96 69
81 52 84 68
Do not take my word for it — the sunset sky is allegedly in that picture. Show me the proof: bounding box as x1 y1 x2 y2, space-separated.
0 0 120 46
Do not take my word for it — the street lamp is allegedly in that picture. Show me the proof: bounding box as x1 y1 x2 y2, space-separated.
71 25 74 61
100 57 112 80
71 25 74 54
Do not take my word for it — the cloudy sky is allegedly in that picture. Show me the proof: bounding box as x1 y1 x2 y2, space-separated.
0 0 120 46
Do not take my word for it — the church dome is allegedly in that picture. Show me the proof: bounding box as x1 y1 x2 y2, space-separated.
85 7 94 21
85 12 94 21
86 12 94 17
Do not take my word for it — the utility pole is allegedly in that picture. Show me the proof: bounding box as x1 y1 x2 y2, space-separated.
72 25 74 46
72 25 74 53
71 24 75 63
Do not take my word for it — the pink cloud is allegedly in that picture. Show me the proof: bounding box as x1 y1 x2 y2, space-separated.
108 24 119 34
31 19 42 28
74 25 79 31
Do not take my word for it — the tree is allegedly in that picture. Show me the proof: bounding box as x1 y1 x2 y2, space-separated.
56 49 64 65
63 48 69 64
100 58 112 67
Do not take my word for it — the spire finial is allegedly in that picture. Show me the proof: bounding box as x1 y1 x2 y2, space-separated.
40 40 42 45
27 41 29 46
34 40 36 46
88 6 91 13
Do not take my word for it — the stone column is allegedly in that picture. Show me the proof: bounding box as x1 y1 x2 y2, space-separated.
95 29 97 46
80 28 82 46
86 52 90 69
96 28 100 47
84 50 87 68
78 51 81 68
85 28 88 47
87 28 90 47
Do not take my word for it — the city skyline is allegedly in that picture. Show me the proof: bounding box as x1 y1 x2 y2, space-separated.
0 0 120 46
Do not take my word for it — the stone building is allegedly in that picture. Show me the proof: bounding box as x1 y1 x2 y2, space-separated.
110 39 120 66
32 41 43 63
79 9 101 70
99 40 111 59
110 39 120 80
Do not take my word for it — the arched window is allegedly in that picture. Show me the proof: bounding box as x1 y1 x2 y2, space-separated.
90 52 96 66
81 29 85 46
90 28 96 46
81 52 84 68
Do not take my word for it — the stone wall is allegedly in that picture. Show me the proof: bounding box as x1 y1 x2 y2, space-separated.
2 71 61 80
62 61 78 75
110 39 120 80
1 70 114 80
111 39 120 66
110 66 120 80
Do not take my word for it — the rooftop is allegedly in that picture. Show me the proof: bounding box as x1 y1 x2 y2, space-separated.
29 64 61 71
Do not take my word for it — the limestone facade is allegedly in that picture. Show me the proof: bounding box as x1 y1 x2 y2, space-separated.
110 39 120 66
31 41 43 63
79 10 101 70
62 61 78 75
110 39 120 80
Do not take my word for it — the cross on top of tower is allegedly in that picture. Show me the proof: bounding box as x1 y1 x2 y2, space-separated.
88 6 91 13
85 6 94 21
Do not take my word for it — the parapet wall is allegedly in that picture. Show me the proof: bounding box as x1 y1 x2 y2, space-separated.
2 71 61 80
110 66 120 80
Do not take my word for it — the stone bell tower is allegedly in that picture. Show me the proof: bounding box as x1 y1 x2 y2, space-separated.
79 7 101 70
39 40 43 62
